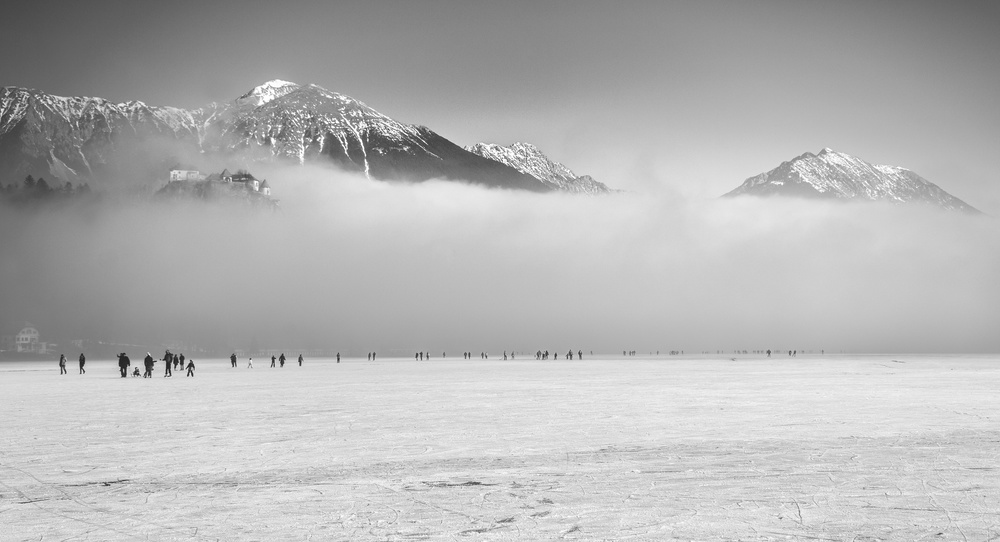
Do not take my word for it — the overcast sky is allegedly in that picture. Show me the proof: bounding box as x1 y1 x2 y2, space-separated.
2 1 999 354
2 0 998 211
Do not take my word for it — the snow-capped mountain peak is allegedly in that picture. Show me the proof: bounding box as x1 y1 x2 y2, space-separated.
724 148 978 212
466 141 613 194
236 79 301 107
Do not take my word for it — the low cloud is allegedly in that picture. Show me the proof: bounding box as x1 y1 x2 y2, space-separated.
2 165 998 356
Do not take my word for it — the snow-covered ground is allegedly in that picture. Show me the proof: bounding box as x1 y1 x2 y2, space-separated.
2 354 998 540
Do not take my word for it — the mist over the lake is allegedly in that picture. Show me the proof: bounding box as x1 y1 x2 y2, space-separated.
2 165 998 355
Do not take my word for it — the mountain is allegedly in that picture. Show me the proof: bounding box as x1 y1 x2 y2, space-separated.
0 86 201 183
465 142 613 194
724 148 978 213
0 81 550 192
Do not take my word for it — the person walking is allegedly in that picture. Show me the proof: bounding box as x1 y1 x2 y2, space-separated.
186 359 195 377
78 353 86 374
231 353 237 368
59 354 67 375
143 353 154 378
336 353 340 363
298 354 303 366
118 353 130 378
247 357 253 368
271 355 276 368
279 353 286 367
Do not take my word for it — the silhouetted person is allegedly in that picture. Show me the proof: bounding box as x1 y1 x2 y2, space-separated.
78 353 86 374
179 353 185 368
186 360 195 377
59 354 67 375
231 353 237 367
271 355 276 368
372 352 376 361
298 354 303 366
132 367 141 377
767 349 771 357
368 352 371 361
143 353 154 378
164 357 172 377
247 357 253 368
118 353 130 378
336 353 340 363
578 350 582 360
280 353 286 367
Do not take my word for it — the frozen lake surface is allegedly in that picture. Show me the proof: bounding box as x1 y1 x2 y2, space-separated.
2 354 998 541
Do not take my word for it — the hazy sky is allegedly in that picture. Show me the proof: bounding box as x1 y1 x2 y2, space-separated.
2 0 998 211
2 1 999 354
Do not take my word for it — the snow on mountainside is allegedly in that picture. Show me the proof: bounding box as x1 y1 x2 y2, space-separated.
724 148 978 213
466 142 613 194
0 81 549 192
0 86 202 180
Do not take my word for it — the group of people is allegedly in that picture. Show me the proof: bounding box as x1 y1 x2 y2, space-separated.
57 353 86 374
115 352 195 378
230 352 308 368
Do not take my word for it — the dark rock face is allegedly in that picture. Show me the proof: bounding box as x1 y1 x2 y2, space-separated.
0 81 549 192
725 148 979 213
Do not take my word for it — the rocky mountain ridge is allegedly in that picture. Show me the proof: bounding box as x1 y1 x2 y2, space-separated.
724 148 978 213
465 142 613 195
0 81 550 192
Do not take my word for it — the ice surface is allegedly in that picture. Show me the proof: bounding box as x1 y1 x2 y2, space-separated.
2 355 998 540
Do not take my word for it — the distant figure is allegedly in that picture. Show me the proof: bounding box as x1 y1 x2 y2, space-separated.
372 352 376 361
415 353 419 361
503 350 507 360
578 350 582 360
767 349 771 357
231 353 237 368
164 356 172 377
59 354 67 375
271 355 276 368
367 352 371 361
143 353 155 378
179 353 185 368
298 354 303 366
280 353 286 367
117 353 131 378
173 354 180 371
336 353 340 363
186 359 195 377
78 353 86 374
247 357 253 368
132 367 141 377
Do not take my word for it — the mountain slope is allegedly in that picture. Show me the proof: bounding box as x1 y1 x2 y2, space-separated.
0 86 201 182
0 81 550 192
724 148 978 213
466 142 613 194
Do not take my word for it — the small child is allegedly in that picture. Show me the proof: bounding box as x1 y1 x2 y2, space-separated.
186 360 195 377
132 367 141 377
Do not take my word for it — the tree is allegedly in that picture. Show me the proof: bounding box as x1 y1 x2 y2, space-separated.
35 178 50 193
24 175 35 189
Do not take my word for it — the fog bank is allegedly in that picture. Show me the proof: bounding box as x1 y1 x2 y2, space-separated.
2 167 998 355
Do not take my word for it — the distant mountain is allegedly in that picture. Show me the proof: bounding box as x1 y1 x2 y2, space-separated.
0 81 550 192
724 148 978 213
465 142 613 194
